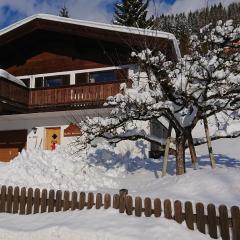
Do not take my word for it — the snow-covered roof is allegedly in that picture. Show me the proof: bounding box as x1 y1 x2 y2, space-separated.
0 14 181 59
0 69 26 87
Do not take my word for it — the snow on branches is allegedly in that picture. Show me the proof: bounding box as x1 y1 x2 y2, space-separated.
74 20 239 174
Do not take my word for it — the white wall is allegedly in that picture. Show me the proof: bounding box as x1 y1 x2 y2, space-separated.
0 110 151 158
0 108 111 150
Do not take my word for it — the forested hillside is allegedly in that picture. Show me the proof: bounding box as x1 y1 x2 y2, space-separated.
155 2 240 54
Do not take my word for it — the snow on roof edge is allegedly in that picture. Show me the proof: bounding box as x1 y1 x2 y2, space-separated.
0 69 26 87
0 14 181 59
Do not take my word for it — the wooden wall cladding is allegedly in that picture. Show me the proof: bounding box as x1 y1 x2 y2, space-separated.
0 30 130 76
64 123 81 137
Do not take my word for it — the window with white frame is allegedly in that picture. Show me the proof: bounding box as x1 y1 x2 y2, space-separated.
34 75 70 88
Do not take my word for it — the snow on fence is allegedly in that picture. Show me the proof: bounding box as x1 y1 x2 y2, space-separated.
0 185 239 240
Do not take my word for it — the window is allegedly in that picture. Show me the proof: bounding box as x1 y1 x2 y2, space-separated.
20 78 30 88
44 75 70 88
75 70 124 85
34 75 70 88
75 73 89 85
35 77 44 88
89 70 116 83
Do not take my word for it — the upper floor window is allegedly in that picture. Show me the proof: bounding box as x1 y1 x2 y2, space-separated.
75 72 88 85
35 77 44 88
89 70 116 83
44 75 70 87
75 69 128 85
35 75 70 88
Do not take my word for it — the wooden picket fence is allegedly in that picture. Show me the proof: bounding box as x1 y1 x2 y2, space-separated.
0 185 239 240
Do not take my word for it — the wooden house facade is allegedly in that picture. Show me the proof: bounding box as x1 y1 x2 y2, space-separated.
0 14 180 161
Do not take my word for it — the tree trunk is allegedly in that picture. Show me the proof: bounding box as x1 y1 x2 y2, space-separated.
203 118 216 169
175 133 186 175
162 125 172 177
186 127 198 170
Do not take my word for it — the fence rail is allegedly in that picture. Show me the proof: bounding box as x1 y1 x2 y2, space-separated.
0 185 239 240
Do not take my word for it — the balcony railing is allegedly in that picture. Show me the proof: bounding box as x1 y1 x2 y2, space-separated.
29 81 122 108
0 78 29 106
0 78 124 113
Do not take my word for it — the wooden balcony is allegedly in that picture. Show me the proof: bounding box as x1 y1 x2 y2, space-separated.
29 81 123 109
0 78 124 114
0 78 29 106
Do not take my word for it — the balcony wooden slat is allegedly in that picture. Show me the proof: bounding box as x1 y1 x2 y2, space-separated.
0 78 125 113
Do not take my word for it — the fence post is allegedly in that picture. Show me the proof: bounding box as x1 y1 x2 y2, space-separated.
219 205 230 240
79 192 85 210
154 198 161 218
6 186 13 213
135 197 142 217
126 195 133 215
119 189 128 196
63 191 70 211
19 187 26 215
144 198 152 217
231 206 240 240
48 190 55 212
185 201 194 230
41 189 48 213
33 188 40 214
164 199 172 219
96 193 102 209
0 186 6 213
26 188 33 215
71 191 78 210
13 186 19 214
119 191 126 214
104 193 111 209
56 190 62 212
196 202 205 234
87 192 94 209
113 194 120 209
207 204 218 239
174 200 183 223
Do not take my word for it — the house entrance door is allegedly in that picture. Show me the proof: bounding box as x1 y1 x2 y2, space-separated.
45 127 61 150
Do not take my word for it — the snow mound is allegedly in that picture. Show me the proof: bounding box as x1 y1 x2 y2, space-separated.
0 146 123 191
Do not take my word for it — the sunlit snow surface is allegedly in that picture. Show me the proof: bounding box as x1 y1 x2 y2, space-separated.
0 137 239 207
0 138 239 240
0 210 211 240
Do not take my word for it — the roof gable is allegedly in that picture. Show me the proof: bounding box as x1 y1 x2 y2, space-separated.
0 14 181 59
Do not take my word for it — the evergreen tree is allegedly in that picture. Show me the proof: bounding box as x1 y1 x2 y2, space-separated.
154 2 240 55
59 5 70 18
175 13 190 54
113 0 154 29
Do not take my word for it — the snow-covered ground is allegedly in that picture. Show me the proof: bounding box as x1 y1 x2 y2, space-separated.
0 137 239 206
0 209 211 240
0 137 239 239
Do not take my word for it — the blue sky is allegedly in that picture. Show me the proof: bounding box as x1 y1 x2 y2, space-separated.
0 0 237 29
